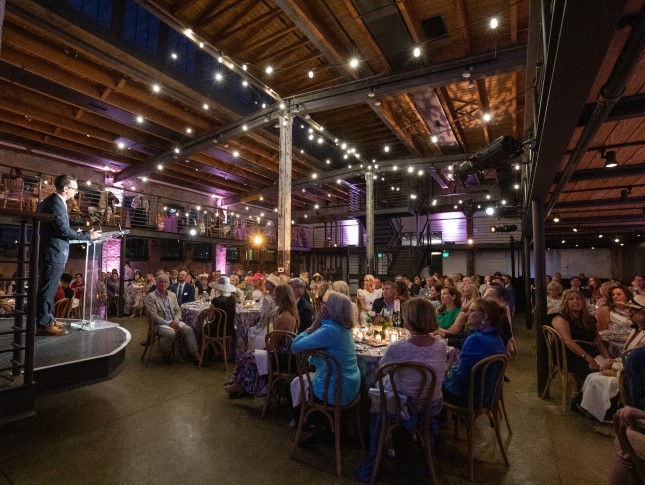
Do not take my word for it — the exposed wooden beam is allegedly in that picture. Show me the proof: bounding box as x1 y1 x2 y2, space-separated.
456 0 472 54
170 0 195 16
214 8 281 44
272 0 355 82
195 0 246 29
287 45 527 113
234 26 299 58
436 87 467 151
210 1 261 44
396 0 427 44
475 78 493 143
370 99 422 156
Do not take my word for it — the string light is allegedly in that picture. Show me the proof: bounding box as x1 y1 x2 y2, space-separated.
490 17 499 29
203 103 209 110
431 135 438 143
136 115 144 124
308 70 314 78
265 66 273 74
413 47 421 57
349 58 359 68
215 72 223 81
483 112 492 122
152 84 160 93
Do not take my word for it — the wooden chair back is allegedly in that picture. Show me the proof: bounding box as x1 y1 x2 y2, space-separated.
291 349 364 476
261 330 297 418
370 361 438 484
541 325 574 414
54 298 70 319
443 354 510 480
198 307 228 369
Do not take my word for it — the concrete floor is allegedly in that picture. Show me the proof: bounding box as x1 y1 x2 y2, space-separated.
0 314 614 484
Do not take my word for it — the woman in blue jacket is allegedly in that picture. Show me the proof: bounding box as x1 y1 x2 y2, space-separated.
291 291 360 408
442 298 507 406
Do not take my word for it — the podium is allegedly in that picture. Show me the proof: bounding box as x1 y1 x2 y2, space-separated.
70 230 128 324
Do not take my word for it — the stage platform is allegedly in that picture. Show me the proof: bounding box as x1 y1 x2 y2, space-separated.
1 318 131 395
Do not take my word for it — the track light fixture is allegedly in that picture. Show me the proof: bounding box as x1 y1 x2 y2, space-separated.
602 150 618 168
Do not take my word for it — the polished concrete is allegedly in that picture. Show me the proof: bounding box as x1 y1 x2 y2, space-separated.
0 314 614 484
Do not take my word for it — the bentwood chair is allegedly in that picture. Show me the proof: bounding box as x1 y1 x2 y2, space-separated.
199 307 228 369
141 310 180 365
291 349 365 477
443 354 510 481
261 330 297 418
613 414 645 484
54 298 71 320
370 362 438 484
541 325 575 415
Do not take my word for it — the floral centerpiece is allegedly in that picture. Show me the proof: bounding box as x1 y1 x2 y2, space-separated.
363 310 394 339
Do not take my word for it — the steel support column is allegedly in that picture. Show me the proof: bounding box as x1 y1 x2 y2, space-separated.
522 234 533 330
277 112 293 275
466 210 474 276
532 197 548 395
365 169 375 274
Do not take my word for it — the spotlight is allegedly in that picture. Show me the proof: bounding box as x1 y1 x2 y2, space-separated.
602 150 618 168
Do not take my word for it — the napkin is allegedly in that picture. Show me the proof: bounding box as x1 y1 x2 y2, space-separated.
255 349 268 376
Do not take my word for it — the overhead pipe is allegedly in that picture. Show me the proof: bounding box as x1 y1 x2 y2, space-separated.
545 5 645 217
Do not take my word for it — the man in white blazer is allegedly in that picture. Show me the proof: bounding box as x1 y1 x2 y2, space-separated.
144 273 202 365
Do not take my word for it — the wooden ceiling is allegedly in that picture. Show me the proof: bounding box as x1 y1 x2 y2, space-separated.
0 0 642 247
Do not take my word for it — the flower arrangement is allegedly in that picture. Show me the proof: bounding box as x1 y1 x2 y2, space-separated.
363 310 393 338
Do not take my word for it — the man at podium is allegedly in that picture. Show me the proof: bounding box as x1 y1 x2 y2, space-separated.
37 175 101 336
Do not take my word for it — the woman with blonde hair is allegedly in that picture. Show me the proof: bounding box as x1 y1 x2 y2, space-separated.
331 280 359 325
357 274 381 315
552 289 612 381
460 283 480 312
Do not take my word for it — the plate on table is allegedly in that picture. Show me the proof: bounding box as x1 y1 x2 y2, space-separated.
364 339 388 347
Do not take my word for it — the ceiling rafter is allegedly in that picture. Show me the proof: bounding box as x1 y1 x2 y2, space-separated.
214 8 282 45
475 78 493 143
195 0 249 29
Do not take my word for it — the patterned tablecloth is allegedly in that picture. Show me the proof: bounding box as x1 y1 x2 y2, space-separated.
181 301 261 360
600 330 628 359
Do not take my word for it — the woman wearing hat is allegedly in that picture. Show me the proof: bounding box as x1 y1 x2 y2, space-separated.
251 272 266 302
310 273 325 313
210 276 238 342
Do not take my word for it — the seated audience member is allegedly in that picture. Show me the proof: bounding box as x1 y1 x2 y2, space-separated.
570 276 591 298
597 285 636 332
195 273 210 297
357 274 382 315
70 272 84 317
588 276 603 300
251 272 266 301
395 280 411 305
442 298 507 406
579 308 645 422
547 281 564 313
372 281 399 316
436 286 462 330
173 270 195 305
288 278 313 333
224 284 299 398
483 284 514 349
144 273 202 365
631 274 645 297
427 282 443 308
330 280 358 326
460 283 480 312
210 276 238 339
290 291 360 440
608 347 645 484
551 289 612 382
54 273 74 317
357 298 446 477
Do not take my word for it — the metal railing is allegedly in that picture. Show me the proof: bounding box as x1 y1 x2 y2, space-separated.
0 209 47 388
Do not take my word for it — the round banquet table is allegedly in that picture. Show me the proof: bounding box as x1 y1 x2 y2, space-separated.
355 341 458 395
181 301 261 360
